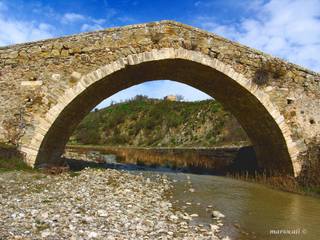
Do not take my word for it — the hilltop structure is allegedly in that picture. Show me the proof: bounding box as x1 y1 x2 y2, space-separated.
164 95 177 101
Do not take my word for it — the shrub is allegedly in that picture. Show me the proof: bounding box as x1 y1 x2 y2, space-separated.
75 128 100 145
107 134 129 145
254 67 270 85
254 60 287 86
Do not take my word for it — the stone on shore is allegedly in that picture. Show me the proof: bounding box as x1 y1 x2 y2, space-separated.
212 210 225 219
0 168 224 239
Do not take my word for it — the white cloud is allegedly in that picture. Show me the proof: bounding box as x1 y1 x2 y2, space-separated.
81 23 104 32
92 18 106 25
117 16 136 23
96 80 211 109
61 13 86 24
0 3 54 46
195 0 320 72
61 12 106 32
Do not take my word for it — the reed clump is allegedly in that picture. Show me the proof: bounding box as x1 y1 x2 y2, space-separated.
226 170 319 196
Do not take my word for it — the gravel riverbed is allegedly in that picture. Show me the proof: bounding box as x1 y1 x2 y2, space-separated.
0 168 227 239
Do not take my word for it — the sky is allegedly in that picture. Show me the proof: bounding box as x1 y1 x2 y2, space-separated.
0 0 319 108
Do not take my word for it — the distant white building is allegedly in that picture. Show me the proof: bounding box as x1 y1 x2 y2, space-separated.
164 95 177 101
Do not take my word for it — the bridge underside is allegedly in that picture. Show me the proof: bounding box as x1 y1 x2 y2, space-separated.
34 58 295 175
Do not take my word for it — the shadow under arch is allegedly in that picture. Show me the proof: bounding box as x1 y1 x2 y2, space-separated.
22 48 300 176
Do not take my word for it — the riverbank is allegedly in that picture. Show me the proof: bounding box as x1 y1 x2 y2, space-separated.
0 168 228 239
65 144 256 174
226 171 320 197
64 145 319 197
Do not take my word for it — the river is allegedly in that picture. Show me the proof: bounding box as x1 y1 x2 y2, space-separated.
64 150 320 240
168 172 320 240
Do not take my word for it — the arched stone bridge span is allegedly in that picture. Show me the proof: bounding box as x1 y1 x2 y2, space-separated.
0 21 319 177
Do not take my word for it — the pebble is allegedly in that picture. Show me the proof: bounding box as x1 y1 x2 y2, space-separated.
88 231 99 239
181 214 192 221
169 214 179 221
212 210 225 219
0 168 225 239
97 209 108 217
41 230 51 238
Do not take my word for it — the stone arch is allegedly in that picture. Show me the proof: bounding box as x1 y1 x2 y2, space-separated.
19 48 301 176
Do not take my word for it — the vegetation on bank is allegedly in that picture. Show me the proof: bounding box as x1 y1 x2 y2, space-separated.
0 157 33 172
0 142 33 172
70 96 249 147
0 142 16 150
227 171 320 197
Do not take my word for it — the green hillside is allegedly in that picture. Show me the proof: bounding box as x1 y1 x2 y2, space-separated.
69 96 249 147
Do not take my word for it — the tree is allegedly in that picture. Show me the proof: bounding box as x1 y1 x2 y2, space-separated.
176 95 184 101
133 95 149 101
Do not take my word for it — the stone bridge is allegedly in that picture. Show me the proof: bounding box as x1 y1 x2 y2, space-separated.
0 21 319 178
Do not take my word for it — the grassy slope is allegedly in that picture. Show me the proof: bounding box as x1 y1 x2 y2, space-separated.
70 98 249 147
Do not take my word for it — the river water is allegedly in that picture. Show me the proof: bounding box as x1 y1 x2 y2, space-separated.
65 152 320 240
167 172 320 240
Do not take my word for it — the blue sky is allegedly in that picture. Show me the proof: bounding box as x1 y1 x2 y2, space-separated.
0 0 319 108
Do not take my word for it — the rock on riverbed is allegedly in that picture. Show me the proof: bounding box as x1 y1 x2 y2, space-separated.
0 168 224 239
212 211 225 219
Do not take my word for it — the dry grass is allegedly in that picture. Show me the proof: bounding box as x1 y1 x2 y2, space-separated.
226 170 319 196
254 60 287 86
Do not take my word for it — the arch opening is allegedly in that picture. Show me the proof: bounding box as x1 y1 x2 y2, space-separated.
25 50 297 176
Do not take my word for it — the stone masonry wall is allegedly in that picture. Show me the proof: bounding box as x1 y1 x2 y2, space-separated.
0 21 319 177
